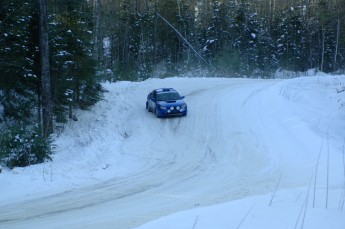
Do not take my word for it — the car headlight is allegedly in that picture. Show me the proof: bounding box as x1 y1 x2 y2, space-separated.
176 106 180 110
181 104 187 109
159 106 167 110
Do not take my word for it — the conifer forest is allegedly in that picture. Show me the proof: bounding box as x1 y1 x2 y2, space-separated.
1 0 345 168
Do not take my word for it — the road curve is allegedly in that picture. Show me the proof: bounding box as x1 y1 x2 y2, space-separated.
0 78 316 229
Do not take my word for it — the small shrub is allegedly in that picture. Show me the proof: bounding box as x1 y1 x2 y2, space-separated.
0 124 52 169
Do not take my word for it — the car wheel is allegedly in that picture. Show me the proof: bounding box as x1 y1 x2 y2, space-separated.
146 102 150 112
155 108 161 118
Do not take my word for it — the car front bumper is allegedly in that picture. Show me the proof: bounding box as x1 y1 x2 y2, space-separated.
156 108 187 117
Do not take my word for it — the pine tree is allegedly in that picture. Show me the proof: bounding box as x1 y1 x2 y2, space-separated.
50 0 103 123
256 17 278 77
1 0 104 168
0 1 53 168
275 6 308 72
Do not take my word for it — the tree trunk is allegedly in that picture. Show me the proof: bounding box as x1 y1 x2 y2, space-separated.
39 0 53 137
93 0 101 66
153 0 158 68
333 18 340 72
320 25 325 72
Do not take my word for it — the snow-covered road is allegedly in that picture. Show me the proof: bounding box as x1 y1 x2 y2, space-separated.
1 76 344 229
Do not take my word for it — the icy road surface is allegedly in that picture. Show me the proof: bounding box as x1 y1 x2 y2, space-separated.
0 77 343 229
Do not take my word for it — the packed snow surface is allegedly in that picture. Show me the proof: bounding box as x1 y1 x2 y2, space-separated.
0 74 344 229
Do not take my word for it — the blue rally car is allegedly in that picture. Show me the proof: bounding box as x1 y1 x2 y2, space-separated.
146 88 187 117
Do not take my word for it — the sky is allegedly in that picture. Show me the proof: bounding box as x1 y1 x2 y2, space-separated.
0 71 344 229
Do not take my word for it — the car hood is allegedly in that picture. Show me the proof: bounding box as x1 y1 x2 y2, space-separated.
157 100 186 106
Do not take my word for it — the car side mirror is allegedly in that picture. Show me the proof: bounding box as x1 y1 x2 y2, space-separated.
181 96 185 99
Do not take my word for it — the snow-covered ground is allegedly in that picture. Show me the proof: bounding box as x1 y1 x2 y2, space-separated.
0 73 344 229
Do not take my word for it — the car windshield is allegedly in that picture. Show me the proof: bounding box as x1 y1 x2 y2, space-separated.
156 92 181 101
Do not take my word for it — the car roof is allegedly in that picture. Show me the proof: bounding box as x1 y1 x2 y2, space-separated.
155 88 177 93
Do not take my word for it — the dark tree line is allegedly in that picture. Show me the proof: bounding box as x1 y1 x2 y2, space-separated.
0 0 103 168
92 0 345 79
1 0 344 168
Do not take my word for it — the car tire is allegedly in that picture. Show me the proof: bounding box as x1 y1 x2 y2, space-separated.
155 108 161 118
146 102 150 112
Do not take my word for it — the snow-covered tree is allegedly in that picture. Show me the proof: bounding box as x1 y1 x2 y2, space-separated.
0 0 103 168
50 0 103 123
275 6 308 72
0 1 53 168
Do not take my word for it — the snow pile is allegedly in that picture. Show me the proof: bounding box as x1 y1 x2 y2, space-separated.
135 189 344 229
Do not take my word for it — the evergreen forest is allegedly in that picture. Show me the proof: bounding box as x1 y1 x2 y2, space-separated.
1 0 344 168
